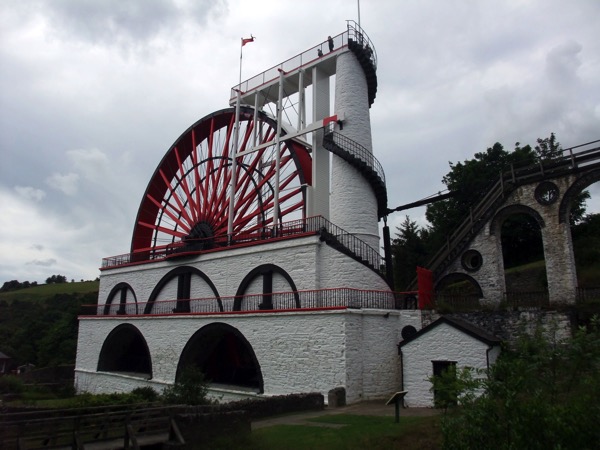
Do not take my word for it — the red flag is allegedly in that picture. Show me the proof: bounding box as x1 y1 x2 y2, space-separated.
241 35 255 46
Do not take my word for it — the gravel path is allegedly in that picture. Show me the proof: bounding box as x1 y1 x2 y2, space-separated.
252 401 439 430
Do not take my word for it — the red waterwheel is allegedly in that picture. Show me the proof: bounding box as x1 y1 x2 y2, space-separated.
131 107 312 255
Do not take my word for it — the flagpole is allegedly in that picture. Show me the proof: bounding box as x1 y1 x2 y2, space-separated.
228 38 244 243
238 38 243 88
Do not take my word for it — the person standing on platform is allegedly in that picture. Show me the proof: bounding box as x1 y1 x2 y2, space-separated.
328 35 334 52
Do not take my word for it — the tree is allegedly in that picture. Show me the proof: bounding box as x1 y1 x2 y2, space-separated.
534 132 562 160
424 133 588 259
391 216 428 290
0 280 37 292
425 142 537 248
46 274 67 284
438 319 600 449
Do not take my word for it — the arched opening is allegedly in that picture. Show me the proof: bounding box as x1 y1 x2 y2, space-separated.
561 175 600 291
234 264 300 311
97 324 152 379
145 266 221 314
500 211 547 298
103 282 138 315
490 204 547 305
178 323 263 393
435 273 483 311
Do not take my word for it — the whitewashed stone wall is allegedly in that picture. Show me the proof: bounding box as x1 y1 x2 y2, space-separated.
97 235 390 308
330 51 380 251
400 322 500 407
75 309 423 403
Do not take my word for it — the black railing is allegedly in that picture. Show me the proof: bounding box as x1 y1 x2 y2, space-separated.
346 20 378 105
432 293 481 311
346 20 377 70
317 220 384 273
422 140 600 280
323 126 385 185
83 287 420 316
504 291 550 309
102 215 385 279
323 126 387 218
576 286 600 303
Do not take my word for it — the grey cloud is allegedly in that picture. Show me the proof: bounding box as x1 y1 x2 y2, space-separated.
26 258 57 267
15 186 46 202
546 41 583 86
34 0 227 49
46 172 80 196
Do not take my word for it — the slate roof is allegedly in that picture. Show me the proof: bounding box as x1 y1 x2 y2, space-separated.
0 351 11 359
398 315 502 348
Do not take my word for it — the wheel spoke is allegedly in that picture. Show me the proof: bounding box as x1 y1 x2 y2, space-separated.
174 147 198 224
131 108 310 252
158 169 194 229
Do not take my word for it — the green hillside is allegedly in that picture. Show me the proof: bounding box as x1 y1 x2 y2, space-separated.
0 280 99 304
0 282 99 369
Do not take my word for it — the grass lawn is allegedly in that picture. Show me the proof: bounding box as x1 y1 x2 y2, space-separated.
208 414 441 450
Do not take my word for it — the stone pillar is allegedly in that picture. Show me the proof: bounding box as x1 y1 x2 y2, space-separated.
308 66 331 219
542 216 578 305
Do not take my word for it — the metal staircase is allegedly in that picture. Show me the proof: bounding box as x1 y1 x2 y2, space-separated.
322 127 388 218
346 20 378 106
424 140 600 282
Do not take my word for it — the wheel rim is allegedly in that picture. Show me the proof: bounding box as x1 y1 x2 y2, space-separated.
131 107 312 253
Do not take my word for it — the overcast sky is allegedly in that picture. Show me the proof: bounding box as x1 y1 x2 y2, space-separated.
1 0 599 285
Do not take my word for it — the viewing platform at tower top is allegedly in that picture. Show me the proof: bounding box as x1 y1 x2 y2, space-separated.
229 20 378 108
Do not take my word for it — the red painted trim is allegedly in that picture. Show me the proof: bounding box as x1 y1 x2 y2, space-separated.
78 306 347 319
323 115 338 127
100 231 319 270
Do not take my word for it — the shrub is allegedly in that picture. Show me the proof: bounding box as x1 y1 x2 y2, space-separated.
439 317 600 449
162 366 210 405
131 386 159 402
0 375 24 394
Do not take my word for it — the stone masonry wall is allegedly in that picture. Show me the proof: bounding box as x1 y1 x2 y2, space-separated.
97 235 390 309
437 174 581 305
75 309 421 404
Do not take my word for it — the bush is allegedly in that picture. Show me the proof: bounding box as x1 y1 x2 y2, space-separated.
131 386 160 402
439 317 600 449
71 388 159 408
162 366 210 405
0 375 24 394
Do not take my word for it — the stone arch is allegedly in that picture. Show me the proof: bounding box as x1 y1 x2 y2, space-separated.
144 266 221 314
559 169 600 224
103 282 138 315
435 273 484 298
489 204 545 236
234 264 300 311
491 204 547 294
177 322 264 393
97 324 152 379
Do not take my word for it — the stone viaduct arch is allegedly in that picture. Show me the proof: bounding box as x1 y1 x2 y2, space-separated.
435 166 599 306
